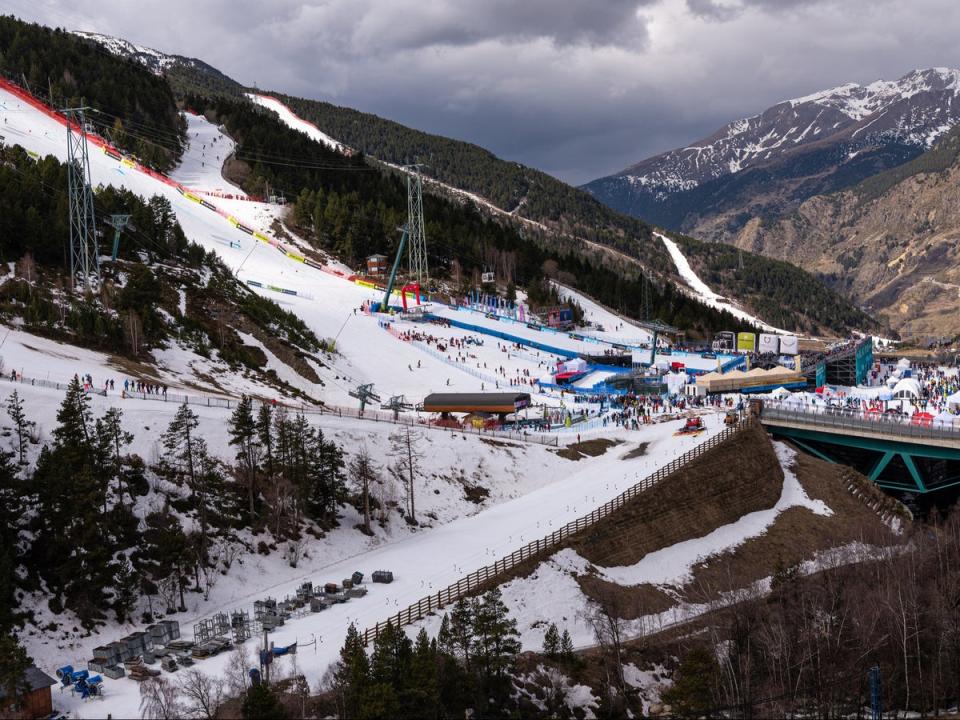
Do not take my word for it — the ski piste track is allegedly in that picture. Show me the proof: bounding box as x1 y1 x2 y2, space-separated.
0 76 740 399
1 79 753 718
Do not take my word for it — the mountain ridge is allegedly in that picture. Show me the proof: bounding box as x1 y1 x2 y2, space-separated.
66 26 878 336
582 68 960 241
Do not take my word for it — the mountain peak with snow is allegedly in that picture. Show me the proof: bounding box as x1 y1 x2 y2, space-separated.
73 31 178 74
582 67 960 231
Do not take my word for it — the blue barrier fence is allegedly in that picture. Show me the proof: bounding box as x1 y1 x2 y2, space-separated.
425 313 580 358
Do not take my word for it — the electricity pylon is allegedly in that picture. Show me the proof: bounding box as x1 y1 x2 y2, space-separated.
64 107 100 290
405 165 428 286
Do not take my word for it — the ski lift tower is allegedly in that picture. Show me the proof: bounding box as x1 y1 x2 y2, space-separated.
105 214 133 261
381 395 413 421
349 383 381 415
63 107 100 291
405 165 428 286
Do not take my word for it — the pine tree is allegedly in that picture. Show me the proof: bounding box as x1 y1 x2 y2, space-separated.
407 628 440 718
560 629 575 662
161 404 216 567
229 395 261 524
134 507 189 613
368 622 407 718
472 588 521 702
256 404 274 483
112 554 139 623
5 390 33 466
303 428 344 525
31 381 114 626
0 449 22 632
661 647 718 718
95 407 133 511
0 634 31 706
334 624 370 720
543 623 560 658
242 682 287 720
448 599 475 671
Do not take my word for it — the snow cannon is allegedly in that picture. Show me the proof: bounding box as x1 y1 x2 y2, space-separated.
74 674 103 700
70 669 90 683
56 665 74 686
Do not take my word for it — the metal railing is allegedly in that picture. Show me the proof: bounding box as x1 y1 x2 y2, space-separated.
760 401 960 442
11 373 559 447
361 419 750 644
2 374 107 396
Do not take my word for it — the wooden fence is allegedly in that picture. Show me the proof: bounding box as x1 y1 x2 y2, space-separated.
361 419 752 644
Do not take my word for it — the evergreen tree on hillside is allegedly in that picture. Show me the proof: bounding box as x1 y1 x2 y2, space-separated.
303 427 345 525
95 407 133 513
407 629 441 718
543 623 560 658
30 379 116 626
367 622 409 718
334 624 371 720
472 588 521 704
228 395 261 525
0 448 22 632
5 391 32 466
256 403 275 481
134 506 189 613
0 634 31 708
447 598 476 671
161 403 221 567
241 682 287 720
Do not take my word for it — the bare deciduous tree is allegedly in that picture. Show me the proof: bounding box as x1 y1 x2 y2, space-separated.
349 446 379 534
390 426 422 523
224 642 251 698
178 669 224 720
139 676 182 720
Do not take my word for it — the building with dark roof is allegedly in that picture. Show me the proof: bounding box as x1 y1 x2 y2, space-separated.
0 666 56 719
422 392 531 416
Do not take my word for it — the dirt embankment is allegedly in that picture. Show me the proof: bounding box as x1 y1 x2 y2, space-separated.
573 424 783 568
685 450 902 599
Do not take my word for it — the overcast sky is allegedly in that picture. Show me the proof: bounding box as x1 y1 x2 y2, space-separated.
8 0 960 184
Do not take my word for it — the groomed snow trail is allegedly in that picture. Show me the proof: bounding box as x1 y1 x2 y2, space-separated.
655 231 788 333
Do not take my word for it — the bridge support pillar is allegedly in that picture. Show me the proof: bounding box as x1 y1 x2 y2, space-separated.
791 439 836 465
901 453 927 493
868 451 895 482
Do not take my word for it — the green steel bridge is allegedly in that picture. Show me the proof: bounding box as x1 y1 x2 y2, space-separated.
759 402 960 495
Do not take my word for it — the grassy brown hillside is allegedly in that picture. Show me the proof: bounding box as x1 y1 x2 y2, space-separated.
730 125 960 338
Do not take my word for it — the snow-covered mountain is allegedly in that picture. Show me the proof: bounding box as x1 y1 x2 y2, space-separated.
72 30 241 93
583 68 960 234
74 31 180 73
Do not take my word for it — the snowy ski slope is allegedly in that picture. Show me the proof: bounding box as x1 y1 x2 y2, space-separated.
0 84 749 719
247 92 349 154
0 84 570 408
655 232 788 333
41 408 723 719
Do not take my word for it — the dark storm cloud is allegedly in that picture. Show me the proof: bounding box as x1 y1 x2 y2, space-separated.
6 0 960 184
